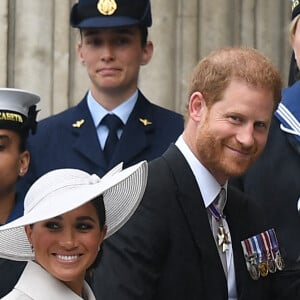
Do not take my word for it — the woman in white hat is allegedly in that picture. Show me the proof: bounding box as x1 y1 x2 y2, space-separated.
0 88 39 297
0 160 147 300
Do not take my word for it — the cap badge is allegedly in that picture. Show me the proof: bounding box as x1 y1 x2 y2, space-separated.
139 118 152 126
97 0 117 16
292 0 300 12
72 119 85 128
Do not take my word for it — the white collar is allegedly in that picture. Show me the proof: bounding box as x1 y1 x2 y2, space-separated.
14 261 95 300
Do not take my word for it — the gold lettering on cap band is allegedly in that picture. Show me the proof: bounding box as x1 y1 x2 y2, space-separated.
97 0 117 15
0 112 23 123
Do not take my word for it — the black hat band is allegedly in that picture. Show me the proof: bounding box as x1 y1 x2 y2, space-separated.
0 106 38 135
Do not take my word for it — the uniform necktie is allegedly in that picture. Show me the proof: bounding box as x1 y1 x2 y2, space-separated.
101 114 123 163
209 187 231 278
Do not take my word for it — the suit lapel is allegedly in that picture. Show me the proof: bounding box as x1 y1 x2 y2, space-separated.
162 145 227 298
225 195 248 297
110 93 154 167
70 93 155 172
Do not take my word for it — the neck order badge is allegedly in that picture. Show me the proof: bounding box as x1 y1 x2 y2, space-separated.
209 188 231 252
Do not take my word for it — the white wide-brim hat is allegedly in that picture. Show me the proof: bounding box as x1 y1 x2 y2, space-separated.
0 161 148 261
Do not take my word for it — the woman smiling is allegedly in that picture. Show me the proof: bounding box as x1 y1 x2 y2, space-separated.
0 161 147 299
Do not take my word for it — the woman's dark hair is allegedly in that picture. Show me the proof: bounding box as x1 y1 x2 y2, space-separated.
87 194 106 278
17 105 39 152
17 130 29 153
91 194 106 230
139 25 148 47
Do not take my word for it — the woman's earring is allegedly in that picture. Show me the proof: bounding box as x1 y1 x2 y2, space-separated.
30 244 35 255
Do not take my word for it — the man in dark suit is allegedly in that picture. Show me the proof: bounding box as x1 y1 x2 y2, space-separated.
93 47 283 299
17 0 183 197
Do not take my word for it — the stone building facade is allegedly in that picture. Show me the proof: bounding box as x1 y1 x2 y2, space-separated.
0 0 292 119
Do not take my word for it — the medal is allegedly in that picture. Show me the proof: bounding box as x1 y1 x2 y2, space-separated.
241 239 260 280
267 258 277 273
262 231 277 273
249 261 260 280
217 223 231 252
251 235 268 277
258 261 268 277
208 199 231 253
242 228 284 280
275 251 285 271
268 228 285 271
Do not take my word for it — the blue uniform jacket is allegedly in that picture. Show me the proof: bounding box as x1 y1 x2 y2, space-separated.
17 90 184 197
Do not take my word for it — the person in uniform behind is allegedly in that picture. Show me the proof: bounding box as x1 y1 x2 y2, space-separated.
17 0 183 199
0 88 39 297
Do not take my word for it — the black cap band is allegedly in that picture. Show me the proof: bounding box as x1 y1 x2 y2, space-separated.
0 106 39 135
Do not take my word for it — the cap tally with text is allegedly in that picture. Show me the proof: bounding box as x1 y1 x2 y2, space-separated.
292 0 300 20
70 0 152 28
0 88 40 134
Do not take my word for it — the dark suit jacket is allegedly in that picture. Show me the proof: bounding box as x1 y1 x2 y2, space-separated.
93 145 274 300
17 90 183 197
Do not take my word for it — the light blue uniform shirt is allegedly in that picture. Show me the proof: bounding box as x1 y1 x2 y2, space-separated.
87 90 138 149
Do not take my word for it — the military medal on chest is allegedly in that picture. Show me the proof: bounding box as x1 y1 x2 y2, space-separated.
241 228 285 280
208 194 231 253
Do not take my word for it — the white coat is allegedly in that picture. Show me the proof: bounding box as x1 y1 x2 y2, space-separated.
2 261 95 300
